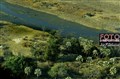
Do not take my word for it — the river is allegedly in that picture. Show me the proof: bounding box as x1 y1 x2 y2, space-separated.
0 1 108 41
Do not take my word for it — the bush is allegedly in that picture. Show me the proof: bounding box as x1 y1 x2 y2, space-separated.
86 57 92 63
44 37 59 61
78 37 94 56
102 61 110 67
109 66 117 75
99 47 111 57
31 42 45 59
48 63 68 78
60 37 81 54
109 58 116 64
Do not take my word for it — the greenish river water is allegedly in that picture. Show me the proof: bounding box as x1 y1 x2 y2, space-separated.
0 1 109 41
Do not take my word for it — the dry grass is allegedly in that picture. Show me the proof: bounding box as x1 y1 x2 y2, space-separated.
0 21 50 57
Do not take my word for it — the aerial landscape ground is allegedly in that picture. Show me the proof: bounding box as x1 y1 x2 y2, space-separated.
0 0 120 79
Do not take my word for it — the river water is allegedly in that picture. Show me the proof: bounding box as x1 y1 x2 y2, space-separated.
0 1 108 41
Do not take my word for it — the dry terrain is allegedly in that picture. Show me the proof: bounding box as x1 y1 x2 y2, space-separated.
0 21 50 57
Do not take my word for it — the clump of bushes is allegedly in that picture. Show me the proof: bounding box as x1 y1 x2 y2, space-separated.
48 63 68 78
2 56 36 79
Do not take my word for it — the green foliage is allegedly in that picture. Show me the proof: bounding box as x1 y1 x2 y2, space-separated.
44 37 59 61
109 66 117 75
3 56 26 75
58 54 78 62
48 63 68 78
76 55 83 62
31 42 45 58
109 58 116 64
3 56 35 77
79 37 93 55
60 37 81 54
97 61 103 66
65 76 72 79
109 46 120 57
24 67 31 76
93 50 98 57
102 61 110 67
99 47 111 57
66 42 72 47
86 57 92 63
34 68 42 77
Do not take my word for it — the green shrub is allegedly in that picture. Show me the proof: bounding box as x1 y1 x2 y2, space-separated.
65 76 72 79
99 47 111 57
61 37 81 54
93 50 98 57
34 68 42 77
79 37 94 55
3 56 36 77
24 67 31 76
76 55 83 62
31 42 45 59
102 61 110 67
44 37 59 61
109 66 117 75
48 63 68 78
109 58 116 64
86 57 92 63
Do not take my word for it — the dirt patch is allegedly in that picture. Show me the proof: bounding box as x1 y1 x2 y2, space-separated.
12 38 22 44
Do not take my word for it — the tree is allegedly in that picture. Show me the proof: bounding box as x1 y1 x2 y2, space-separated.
76 55 83 62
61 37 81 54
24 67 31 76
34 68 42 78
79 37 93 55
48 63 68 78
